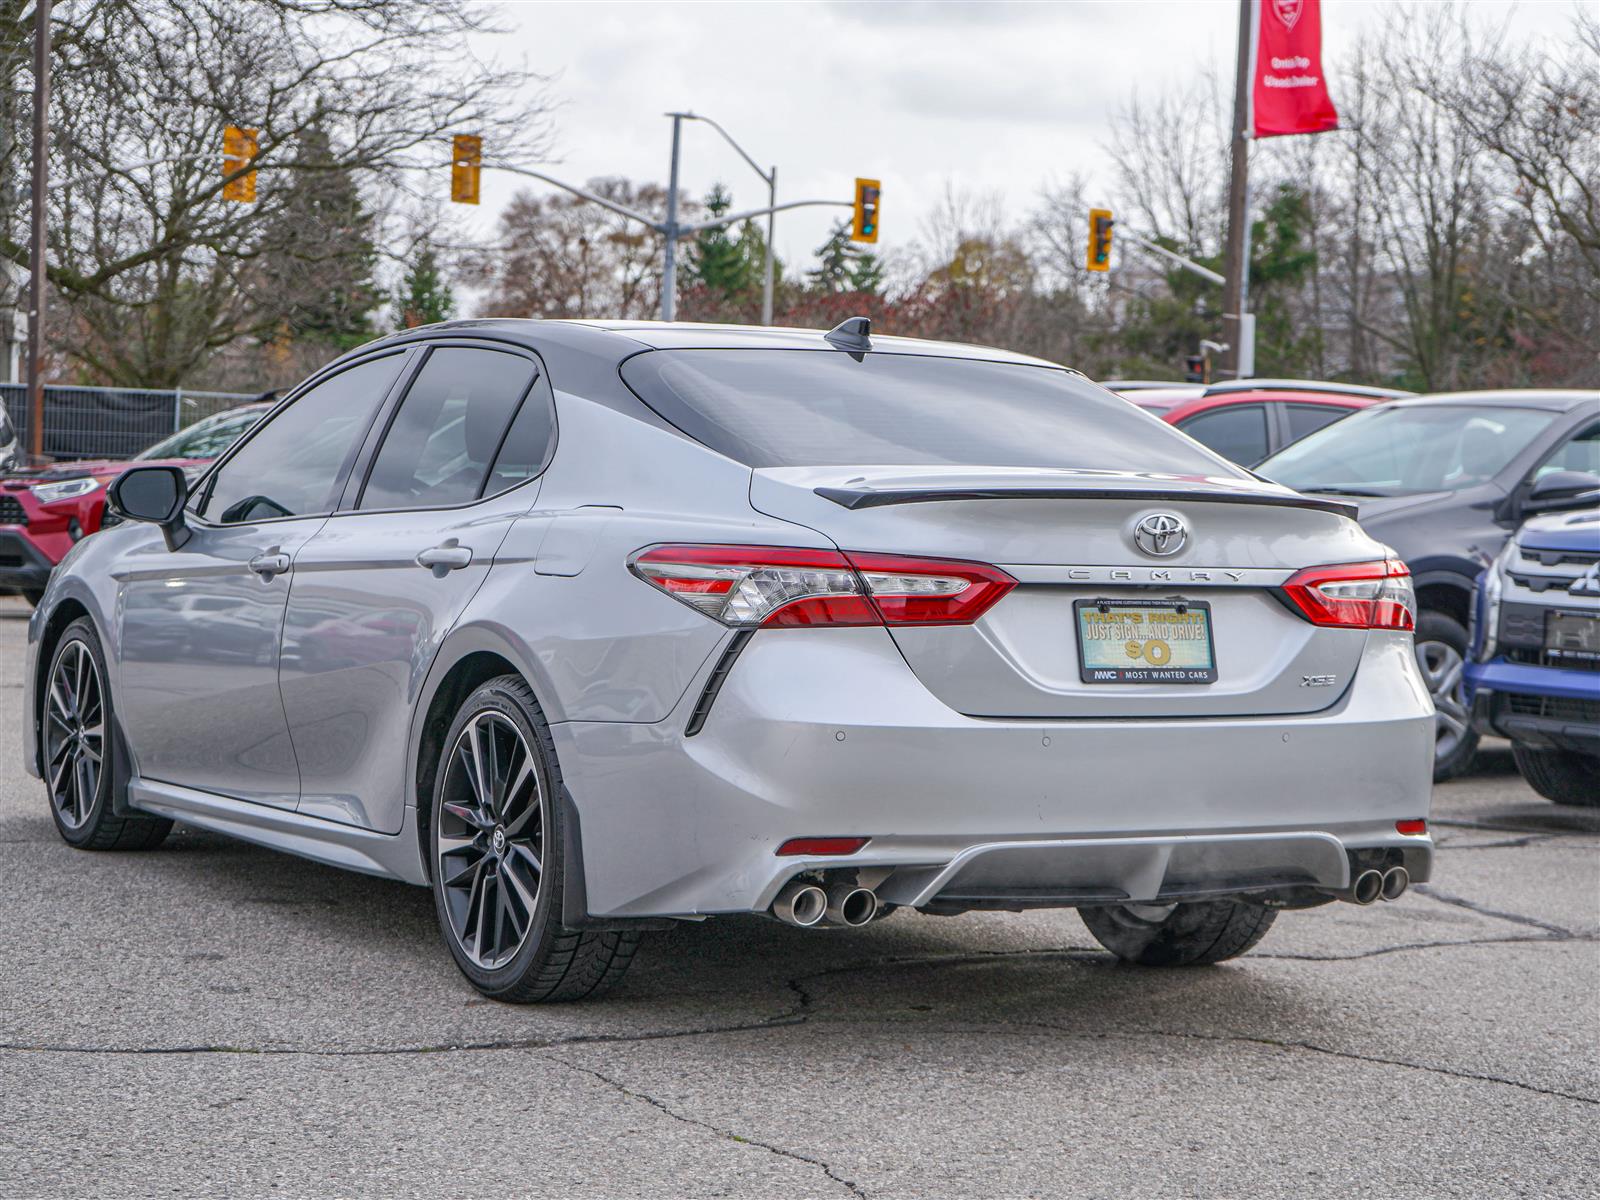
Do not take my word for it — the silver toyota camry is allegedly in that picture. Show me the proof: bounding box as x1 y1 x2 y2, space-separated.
23 319 1436 1001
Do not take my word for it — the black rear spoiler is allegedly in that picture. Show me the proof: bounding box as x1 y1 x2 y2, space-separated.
814 484 1358 519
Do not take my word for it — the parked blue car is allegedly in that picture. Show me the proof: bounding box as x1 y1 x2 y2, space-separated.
1466 506 1600 805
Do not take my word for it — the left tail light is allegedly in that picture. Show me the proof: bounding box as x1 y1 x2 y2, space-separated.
1280 558 1415 631
629 544 1016 629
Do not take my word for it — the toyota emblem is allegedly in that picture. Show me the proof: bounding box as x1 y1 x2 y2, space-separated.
1133 513 1188 557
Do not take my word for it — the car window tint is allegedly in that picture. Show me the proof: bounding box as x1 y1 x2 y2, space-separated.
1178 405 1270 464
359 348 538 510
202 355 403 524
1285 403 1349 443
1534 422 1600 478
485 369 556 495
1262 405 1558 495
141 411 261 462
619 350 1235 475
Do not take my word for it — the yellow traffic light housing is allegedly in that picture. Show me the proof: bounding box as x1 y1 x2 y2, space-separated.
451 134 482 205
852 178 880 244
222 125 258 203
1086 207 1113 272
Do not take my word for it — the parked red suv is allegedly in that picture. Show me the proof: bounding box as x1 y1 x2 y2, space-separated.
1104 379 1411 465
0 401 271 604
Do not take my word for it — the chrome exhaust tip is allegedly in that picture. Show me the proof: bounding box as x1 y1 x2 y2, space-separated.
772 881 827 927
1350 869 1384 906
824 883 879 928
1380 866 1410 901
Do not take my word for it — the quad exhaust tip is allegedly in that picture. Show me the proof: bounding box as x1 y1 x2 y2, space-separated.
772 881 827 927
825 883 879 928
1380 865 1409 901
1350 869 1384 906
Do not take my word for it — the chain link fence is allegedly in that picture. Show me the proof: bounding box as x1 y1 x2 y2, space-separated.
0 384 261 463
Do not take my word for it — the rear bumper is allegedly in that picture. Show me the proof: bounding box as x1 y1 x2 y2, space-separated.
1466 658 1600 754
0 528 54 590
555 627 1436 919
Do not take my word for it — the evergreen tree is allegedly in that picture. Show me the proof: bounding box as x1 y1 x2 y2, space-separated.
848 250 885 296
261 126 382 351
688 184 758 298
394 248 455 330
809 220 855 292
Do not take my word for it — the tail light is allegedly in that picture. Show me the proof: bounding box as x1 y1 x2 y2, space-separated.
630 544 1015 629
1281 558 1415 631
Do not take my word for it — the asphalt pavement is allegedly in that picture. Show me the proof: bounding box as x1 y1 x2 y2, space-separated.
1 594 1595 1199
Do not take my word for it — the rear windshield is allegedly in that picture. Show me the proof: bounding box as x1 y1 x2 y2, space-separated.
619 349 1237 474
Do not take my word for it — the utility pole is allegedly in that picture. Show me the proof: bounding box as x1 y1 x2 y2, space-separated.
661 113 684 322
1220 0 1255 380
26 0 50 460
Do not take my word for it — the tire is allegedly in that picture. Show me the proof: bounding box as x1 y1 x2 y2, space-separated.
1415 609 1479 782
42 618 173 851
429 674 641 1003
1512 743 1600 807
1080 900 1278 967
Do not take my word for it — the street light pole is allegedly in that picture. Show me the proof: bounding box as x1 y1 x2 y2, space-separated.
661 113 684 322
1220 0 1256 380
26 0 50 462
762 165 776 326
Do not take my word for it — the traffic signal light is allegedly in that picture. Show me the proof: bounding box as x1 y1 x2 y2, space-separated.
222 125 258 203
852 178 880 243
451 134 482 205
1086 208 1113 271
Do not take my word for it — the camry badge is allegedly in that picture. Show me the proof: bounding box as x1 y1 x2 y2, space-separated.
1133 512 1188 558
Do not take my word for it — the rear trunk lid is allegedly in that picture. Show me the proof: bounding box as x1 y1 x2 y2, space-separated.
751 465 1379 718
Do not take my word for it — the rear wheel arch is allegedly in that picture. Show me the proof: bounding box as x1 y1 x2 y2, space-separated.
1414 579 1471 628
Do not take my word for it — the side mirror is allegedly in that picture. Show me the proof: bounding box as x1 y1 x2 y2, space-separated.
107 465 191 550
1525 469 1600 514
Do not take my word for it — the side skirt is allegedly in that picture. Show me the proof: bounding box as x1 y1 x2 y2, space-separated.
128 778 427 884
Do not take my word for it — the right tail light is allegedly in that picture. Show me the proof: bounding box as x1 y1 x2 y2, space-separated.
1280 558 1415 631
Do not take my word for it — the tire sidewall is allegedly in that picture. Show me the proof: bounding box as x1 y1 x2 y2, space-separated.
45 619 114 846
1416 609 1478 781
429 677 565 995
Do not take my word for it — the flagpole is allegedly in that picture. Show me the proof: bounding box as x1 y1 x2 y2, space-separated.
1220 0 1256 380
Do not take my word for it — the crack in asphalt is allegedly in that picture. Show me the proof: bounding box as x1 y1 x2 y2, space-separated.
3 932 1589 1059
1412 884 1579 937
1009 1022 1598 1105
552 1057 869 1198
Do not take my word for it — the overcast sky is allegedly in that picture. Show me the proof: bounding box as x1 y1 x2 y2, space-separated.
461 1 1577 284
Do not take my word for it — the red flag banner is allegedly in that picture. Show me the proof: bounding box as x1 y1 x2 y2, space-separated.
1252 0 1339 138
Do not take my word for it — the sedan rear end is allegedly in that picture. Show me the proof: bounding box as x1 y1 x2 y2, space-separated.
556 336 1435 944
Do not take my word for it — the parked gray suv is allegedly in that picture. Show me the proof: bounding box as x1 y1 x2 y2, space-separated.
24 320 1436 1001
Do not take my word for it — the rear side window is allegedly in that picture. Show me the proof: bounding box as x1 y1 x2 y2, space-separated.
1177 404 1270 465
359 347 538 510
619 349 1234 475
485 369 557 493
1286 403 1350 443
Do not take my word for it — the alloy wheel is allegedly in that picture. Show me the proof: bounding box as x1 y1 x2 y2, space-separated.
44 639 105 830
1415 638 1470 760
435 710 546 970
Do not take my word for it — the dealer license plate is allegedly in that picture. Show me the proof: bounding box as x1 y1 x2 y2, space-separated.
1546 610 1600 665
1075 598 1217 684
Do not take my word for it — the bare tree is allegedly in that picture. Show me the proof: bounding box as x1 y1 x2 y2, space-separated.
1 0 553 385
479 180 685 321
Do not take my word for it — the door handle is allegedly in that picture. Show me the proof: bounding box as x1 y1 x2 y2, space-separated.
247 552 291 580
416 541 473 575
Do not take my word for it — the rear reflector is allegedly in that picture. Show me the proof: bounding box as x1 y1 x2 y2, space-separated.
776 837 870 857
631 544 1015 629
1396 819 1427 835
1280 558 1416 631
